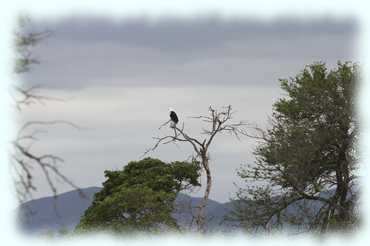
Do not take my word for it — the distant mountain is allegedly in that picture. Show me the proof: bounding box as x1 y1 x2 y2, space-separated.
18 186 347 234
173 193 238 232
18 187 101 233
17 187 238 233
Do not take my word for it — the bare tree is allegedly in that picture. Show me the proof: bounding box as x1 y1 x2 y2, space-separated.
12 17 83 205
145 105 248 233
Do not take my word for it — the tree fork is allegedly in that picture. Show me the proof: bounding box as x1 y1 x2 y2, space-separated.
145 105 249 233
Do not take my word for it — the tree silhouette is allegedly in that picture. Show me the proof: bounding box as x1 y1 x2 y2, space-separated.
12 17 82 204
233 62 358 233
146 105 248 233
76 158 200 232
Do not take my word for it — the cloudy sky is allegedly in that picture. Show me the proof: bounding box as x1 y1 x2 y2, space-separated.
20 17 355 202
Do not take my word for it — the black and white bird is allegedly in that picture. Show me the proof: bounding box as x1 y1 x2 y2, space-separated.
169 107 179 137
169 107 179 128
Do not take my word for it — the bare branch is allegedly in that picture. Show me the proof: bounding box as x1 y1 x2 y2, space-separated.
145 105 249 233
13 19 85 209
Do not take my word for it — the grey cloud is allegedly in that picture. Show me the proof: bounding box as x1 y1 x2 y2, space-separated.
21 18 356 89
32 17 356 50
19 18 356 202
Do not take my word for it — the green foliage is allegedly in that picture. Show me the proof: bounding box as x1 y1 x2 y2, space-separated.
76 157 200 232
234 62 358 232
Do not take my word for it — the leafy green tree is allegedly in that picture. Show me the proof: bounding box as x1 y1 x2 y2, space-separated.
233 62 358 233
76 158 200 232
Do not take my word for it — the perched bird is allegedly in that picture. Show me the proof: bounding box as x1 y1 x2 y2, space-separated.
169 107 179 128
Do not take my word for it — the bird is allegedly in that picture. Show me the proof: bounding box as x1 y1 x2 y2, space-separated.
168 108 179 138
169 107 179 128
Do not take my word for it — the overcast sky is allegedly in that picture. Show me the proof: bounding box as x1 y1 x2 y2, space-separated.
20 17 355 202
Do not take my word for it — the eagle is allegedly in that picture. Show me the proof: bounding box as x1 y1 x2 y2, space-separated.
169 107 179 128
168 108 179 137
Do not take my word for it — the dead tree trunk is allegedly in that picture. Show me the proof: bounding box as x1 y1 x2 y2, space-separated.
145 105 249 233
196 153 212 233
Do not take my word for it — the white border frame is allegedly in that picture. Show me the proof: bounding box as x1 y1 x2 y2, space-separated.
1 1 369 245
